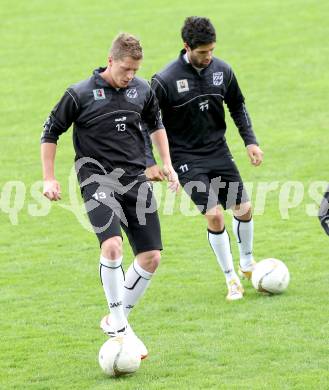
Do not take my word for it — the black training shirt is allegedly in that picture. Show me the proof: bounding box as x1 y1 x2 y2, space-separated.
151 50 258 165
41 67 163 183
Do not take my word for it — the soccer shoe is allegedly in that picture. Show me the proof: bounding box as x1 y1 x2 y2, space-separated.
238 261 257 280
100 315 148 360
125 324 148 360
226 279 244 301
100 315 127 337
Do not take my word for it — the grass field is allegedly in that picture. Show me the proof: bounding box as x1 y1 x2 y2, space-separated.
1 0 329 389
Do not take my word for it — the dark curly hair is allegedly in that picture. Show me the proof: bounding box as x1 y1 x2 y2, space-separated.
181 17 216 49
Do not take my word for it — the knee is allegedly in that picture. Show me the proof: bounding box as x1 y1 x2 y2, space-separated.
206 208 224 231
101 236 123 260
232 202 252 220
138 250 161 273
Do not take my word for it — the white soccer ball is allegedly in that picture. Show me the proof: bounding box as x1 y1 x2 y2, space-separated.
252 258 290 294
98 336 141 377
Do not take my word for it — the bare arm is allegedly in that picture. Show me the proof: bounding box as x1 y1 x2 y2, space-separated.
41 142 61 201
142 122 165 181
150 129 179 192
150 129 171 165
141 86 178 188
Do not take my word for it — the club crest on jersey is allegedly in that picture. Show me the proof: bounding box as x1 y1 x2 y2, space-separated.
213 72 223 86
176 79 189 93
93 88 106 100
126 88 138 98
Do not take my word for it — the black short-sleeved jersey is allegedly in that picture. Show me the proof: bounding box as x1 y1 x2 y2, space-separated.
41 67 163 183
151 50 258 165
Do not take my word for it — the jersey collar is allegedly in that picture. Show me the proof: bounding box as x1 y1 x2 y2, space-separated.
93 67 137 90
93 67 111 88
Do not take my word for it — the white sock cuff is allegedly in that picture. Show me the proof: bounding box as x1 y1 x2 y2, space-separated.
233 216 253 223
207 227 226 236
133 259 153 280
100 255 123 269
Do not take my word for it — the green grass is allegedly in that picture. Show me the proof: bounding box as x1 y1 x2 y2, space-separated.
1 0 329 388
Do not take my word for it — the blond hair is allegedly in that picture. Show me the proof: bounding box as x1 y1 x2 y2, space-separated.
110 33 143 60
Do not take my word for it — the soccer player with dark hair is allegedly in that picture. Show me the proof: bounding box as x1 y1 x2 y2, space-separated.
41 33 179 359
151 17 263 300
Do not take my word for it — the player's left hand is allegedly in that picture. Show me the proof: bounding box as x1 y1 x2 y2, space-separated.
162 165 180 192
145 164 166 181
246 144 263 166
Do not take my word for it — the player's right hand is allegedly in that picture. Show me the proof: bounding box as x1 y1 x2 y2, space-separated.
246 144 263 166
43 179 61 201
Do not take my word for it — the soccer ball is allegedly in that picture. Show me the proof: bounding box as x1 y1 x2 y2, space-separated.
252 258 290 294
98 336 141 377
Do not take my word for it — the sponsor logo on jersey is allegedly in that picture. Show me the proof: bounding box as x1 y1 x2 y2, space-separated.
126 88 138 98
93 88 106 100
115 116 127 122
213 72 223 86
176 79 189 93
199 100 209 111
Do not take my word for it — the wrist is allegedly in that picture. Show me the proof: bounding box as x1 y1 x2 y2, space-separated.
246 143 259 148
162 160 172 167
